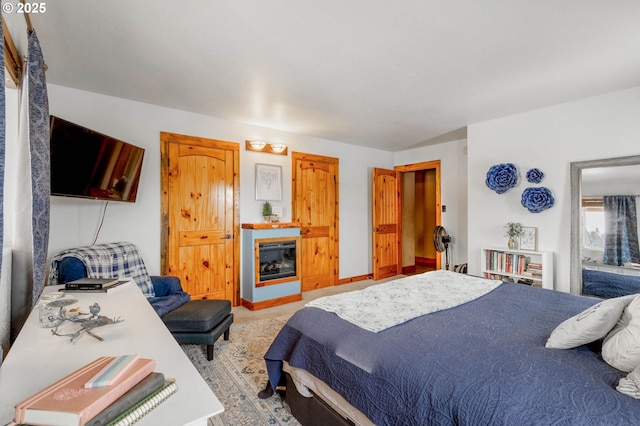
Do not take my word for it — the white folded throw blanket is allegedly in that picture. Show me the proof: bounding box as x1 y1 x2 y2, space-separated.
306 270 502 333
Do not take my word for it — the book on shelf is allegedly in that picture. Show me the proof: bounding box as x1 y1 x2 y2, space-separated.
484 273 505 280
85 372 170 426
523 262 543 278
484 249 531 276
517 278 535 286
14 356 156 426
65 278 119 290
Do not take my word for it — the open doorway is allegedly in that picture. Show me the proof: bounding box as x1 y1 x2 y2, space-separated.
395 160 441 274
401 169 438 275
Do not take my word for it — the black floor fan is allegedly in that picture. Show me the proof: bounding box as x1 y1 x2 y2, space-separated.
433 225 452 270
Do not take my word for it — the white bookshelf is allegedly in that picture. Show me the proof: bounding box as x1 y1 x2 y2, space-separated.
481 248 554 290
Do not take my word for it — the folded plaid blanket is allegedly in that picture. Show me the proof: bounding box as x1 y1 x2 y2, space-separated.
48 241 155 297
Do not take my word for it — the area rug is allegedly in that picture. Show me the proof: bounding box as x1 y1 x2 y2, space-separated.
182 315 301 426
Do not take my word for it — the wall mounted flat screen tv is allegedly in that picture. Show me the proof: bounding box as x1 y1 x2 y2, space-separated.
50 116 145 202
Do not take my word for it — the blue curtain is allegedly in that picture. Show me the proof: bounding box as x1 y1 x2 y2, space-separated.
27 30 50 305
603 195 640 266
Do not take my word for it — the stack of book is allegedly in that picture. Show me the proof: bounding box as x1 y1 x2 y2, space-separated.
523 262 543 278
63 278 123 293
13 355 177 426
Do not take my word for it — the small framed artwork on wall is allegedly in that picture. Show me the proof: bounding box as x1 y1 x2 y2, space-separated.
255 163 282 201
520 227 537 251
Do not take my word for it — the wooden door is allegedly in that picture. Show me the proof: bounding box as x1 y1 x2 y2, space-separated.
372 168 400 280
160 132 239 304
292 153 339 291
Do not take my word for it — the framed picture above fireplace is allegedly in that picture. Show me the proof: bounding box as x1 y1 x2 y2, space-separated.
256 163 282 201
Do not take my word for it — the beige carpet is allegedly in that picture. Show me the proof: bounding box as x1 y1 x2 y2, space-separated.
183 277 401 425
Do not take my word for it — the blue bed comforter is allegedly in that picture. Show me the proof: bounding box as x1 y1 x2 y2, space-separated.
264 282 640 425
582 268 640 299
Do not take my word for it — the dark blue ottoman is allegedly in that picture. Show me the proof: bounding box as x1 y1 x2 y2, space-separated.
162 299 233 361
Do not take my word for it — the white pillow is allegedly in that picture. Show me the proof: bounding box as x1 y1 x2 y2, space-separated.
602 295 640 372
545 294 636 349
616 361 640 398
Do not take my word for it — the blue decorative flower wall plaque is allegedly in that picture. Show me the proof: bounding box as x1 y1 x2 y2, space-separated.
526 168 544 184
485 163 518 194
521 187 555 213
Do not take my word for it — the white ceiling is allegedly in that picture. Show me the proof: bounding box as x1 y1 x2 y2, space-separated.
10 0 640 152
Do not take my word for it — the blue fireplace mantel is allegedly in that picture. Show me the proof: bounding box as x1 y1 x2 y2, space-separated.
241 223 301 310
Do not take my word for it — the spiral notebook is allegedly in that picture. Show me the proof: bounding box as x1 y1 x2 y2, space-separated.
106 379 178 426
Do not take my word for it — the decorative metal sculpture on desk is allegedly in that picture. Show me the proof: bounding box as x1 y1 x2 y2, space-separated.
49 300 124 342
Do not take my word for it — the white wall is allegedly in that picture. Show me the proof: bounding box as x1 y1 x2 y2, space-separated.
467 86 640 293
44 85 393 280
394 139 469 268
5 82 471 287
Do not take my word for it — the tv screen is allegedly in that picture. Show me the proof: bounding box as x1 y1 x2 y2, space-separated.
50 116 145 202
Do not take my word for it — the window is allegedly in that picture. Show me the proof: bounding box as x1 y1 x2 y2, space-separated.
582 200 604 251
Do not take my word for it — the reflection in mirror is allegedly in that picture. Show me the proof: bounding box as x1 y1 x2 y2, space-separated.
570 156 640 298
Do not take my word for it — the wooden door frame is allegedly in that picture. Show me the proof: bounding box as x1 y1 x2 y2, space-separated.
394 160 442 270
159 131 241 305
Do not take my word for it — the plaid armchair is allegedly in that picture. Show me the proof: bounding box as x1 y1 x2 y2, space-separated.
49 242 190 317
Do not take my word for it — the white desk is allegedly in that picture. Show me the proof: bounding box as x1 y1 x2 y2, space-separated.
0 281 224 425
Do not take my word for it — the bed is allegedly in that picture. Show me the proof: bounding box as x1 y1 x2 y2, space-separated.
263 271 640 425
582 268 640 299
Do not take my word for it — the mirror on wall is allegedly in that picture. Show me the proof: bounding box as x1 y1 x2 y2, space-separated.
570 155 640 297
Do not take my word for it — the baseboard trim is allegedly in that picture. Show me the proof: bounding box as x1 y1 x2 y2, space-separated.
402 265 416 274
337 274 373 285
416 257 436 267
240 293 302 311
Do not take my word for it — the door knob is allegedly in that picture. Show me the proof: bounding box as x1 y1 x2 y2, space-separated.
221 233 232 239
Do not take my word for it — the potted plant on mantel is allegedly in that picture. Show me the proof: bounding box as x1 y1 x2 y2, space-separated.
504 222 523 249
262 201 273 222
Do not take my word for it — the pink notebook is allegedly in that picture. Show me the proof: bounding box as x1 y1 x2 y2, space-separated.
15 356 156 426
